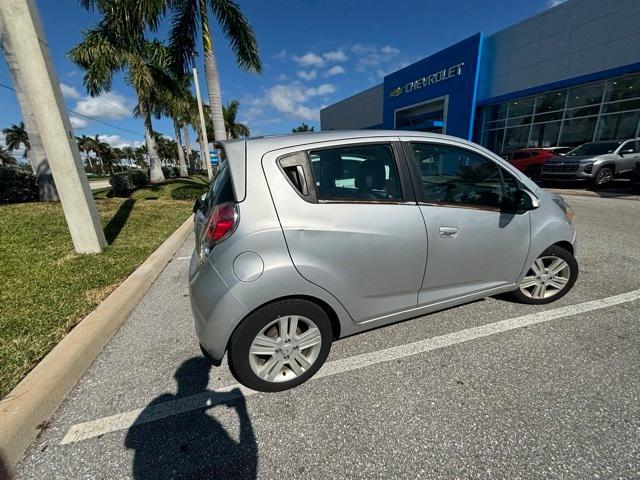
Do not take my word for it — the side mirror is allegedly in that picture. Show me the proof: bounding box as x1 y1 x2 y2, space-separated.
192 193 206 214
519 189 540 210
620 148 635 156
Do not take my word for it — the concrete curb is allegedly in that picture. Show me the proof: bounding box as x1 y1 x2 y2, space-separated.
549 188 640 201
0 214 194 471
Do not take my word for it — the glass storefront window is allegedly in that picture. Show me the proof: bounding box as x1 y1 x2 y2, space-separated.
503 125 530 151
507 98 534 118
529 122 561 147
567 82 604 108
559 117 598 147
535 91 566 113
481 129 505 154
564 105 601 119
485 103 507 122
533 111 563 122
596 112 640 141
479 73 640 154
605 75 640 102
602 98 640 114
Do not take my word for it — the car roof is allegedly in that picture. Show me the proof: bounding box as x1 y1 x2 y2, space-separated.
220 130 469 153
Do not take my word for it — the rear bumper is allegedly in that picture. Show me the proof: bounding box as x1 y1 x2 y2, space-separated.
188 252 249 362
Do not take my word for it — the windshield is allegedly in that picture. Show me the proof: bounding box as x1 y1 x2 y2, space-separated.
567 142 621 156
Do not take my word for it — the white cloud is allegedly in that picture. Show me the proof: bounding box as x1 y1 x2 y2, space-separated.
298 70 318 81
323 50 348 62
323 65 345 77
99 134 138 149
60 83 81 100
262 82 335 121
351 43 404 73
69 115 88 129
73 91 132 119
547 0 566 6
380 45 400 56
293 52 325 68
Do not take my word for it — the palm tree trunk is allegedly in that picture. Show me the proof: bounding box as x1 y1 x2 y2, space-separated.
183 126 192 169
174 120 188 177
138 97 165 183
197 130 207 172
200 1 227 143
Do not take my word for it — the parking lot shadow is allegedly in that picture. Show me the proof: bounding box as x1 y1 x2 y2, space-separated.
124 357 257 480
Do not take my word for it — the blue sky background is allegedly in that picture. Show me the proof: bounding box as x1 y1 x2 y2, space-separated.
0 0 562 154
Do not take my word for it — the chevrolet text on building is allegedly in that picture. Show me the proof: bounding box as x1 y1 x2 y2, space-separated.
321 0 640 155
389 62 464 98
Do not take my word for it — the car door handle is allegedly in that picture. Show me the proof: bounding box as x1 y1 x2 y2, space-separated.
439 226 459 238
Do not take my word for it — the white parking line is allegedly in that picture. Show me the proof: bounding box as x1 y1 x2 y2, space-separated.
60 289 640 445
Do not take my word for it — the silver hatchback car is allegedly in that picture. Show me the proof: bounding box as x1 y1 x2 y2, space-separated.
190 131 578 392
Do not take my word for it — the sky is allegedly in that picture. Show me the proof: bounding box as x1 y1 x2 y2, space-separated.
0 0 564 158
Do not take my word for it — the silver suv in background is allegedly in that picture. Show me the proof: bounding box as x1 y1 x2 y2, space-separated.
541 139 640 186
190 131 578 392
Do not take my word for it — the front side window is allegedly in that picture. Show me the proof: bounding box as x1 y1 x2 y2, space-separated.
309 144 402 201
410 143 506 209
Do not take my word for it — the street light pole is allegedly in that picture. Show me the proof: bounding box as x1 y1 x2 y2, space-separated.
193 67 213 181
0 0 105 253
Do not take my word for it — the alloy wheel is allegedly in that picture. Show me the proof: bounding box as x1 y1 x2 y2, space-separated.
596 168 613 185
519 256 570 299
248 315 323 383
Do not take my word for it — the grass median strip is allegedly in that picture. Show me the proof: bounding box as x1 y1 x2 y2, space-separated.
0 176 206 399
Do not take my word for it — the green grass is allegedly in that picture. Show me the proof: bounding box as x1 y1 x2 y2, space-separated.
0 176 206 398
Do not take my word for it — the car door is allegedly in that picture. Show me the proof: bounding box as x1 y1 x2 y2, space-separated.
401 138 531 306
618 140 640 173
262 139 427 323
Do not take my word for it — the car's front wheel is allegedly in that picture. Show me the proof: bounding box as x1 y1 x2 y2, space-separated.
593 166 613 187
228 299 332 392
508 245 578 304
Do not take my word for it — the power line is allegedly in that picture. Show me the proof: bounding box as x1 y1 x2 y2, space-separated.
0 81 145 138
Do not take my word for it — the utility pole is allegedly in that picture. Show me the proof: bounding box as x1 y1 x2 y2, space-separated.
193 67 214 181
0 0 105 253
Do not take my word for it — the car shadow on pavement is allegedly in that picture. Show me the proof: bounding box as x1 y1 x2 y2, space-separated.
124 357 257 480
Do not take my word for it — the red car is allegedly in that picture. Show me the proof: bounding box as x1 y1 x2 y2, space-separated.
504 148 570 180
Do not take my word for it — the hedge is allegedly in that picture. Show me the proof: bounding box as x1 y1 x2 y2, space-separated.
170 184 209 201
0 166 37 204
161 166 181 179
109 170 149 197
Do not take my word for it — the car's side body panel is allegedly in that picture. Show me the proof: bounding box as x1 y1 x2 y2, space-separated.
190 131 577 363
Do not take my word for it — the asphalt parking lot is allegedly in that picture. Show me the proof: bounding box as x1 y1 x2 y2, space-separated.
15 194 640 479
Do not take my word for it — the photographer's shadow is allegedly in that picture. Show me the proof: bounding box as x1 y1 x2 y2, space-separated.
124 357 257 479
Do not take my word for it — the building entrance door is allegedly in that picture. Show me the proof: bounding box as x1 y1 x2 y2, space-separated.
395 96 448 133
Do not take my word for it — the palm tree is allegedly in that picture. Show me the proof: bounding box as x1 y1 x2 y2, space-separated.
0 146 16 165
122 146 135 168
70 12 171 183
169 0 262 143
76 134 95 172
292 123 314 133
223 100 250 139
3 122 31 169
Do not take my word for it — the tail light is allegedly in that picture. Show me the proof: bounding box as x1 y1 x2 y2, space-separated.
199 202 239 261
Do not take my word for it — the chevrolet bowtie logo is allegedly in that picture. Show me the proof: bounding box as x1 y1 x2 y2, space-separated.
389 87 403 98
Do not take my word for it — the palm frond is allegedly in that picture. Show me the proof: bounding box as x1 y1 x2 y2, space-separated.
169 0 200 73
209 0 262 73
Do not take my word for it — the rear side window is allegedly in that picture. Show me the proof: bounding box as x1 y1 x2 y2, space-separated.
204 162 234 214
308 144 402 201
410 143 504 208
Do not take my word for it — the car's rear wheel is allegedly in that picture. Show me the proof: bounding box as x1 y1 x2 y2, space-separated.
228 299 332 392
508 245 578 304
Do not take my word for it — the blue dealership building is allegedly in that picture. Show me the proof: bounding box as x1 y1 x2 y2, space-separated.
320 0 640 154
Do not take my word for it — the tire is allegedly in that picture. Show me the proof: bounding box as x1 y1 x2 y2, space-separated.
228 299 333 392
593 166 613 188
508 245 578 305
